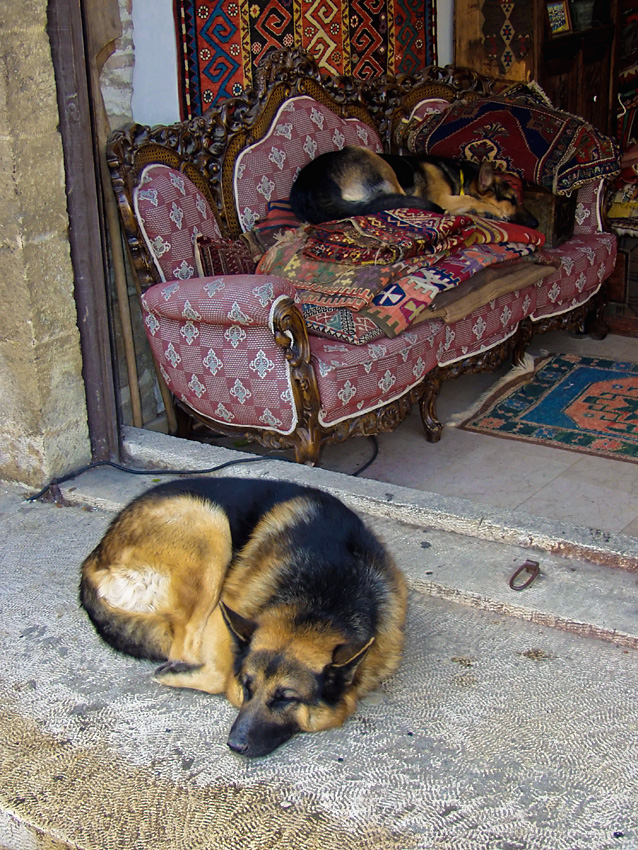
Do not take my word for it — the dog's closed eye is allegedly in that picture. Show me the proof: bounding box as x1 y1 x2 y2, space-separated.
270 688 302 708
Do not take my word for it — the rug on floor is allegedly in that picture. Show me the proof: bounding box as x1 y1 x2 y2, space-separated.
451 352 638 464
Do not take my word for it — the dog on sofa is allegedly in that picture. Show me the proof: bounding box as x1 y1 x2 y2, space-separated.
79 477 407 758
290 145 538 227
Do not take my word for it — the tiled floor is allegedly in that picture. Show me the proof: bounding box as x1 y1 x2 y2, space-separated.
318 330 638 538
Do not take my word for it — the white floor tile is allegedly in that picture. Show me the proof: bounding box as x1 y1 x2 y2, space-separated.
318 331 638 538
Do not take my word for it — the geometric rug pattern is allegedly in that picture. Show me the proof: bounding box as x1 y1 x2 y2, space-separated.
173 0 437 118
456 353 638 464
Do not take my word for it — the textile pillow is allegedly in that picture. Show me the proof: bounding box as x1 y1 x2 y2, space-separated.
195 235 256 278
249 199 302 255
405 94 620 195
134 164 223 282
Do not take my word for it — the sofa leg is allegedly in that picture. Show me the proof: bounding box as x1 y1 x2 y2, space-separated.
419 374 443 443
174 403 194 439
293 433 322 465
585 292 609 340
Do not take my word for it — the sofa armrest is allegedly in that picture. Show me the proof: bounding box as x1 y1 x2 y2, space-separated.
573 180 608 236
141 274 299 326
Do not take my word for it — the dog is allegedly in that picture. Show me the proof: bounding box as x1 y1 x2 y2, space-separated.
289 145 538 228
79 477 407 758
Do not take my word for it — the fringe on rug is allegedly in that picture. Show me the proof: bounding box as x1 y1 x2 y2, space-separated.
447 352 546 428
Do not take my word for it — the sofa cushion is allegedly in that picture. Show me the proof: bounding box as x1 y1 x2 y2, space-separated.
233 95 383 232
311 322 443 426
435 231 616 366
134 164 223 281
405 95 620 195
436 285 540 366
530 233 616 320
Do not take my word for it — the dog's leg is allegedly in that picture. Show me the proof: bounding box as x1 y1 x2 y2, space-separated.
443 195 498 217
166 544 233 668
153 606 232 693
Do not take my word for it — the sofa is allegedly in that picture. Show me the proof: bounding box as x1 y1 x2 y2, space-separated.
106 47 619 464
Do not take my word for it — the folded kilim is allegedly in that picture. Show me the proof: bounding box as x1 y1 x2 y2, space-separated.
257 209 547 337
303 211 476 265
359 242 541 337
303 209 543 266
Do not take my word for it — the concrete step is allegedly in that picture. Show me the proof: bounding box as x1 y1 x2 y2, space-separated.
1 431 637 849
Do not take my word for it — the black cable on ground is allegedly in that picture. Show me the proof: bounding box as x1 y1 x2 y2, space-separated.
25 454 284 503
352 436 379 476
26 435 381 503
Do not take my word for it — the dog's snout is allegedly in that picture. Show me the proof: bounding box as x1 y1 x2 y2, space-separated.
227 736 249 755
514 208 539 229
227 716 251 755
227 706 297 757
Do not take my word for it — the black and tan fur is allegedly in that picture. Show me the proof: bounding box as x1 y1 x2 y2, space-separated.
80 477 407 758
289 145 538 227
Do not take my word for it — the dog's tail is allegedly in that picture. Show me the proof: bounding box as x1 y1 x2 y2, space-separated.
79 553 173 661
298 192 443 225
353 194 443 217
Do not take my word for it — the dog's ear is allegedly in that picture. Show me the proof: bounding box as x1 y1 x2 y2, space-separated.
477 160 495 194
327 636 375 687
219 601 257 648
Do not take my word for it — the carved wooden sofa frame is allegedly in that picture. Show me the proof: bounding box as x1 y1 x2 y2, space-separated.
106 47 613 464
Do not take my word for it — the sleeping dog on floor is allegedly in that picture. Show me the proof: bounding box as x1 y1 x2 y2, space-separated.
289 145 538 228
79 477 407 758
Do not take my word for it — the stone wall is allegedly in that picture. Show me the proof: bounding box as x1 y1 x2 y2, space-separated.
101 0 134 129
0 1 91 487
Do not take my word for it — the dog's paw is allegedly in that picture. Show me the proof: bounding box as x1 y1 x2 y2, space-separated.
153 659 203 684
153 659 226 693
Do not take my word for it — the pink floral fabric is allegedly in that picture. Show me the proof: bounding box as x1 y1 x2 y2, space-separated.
311 321 443 426
233 95 383 231
531 233 616 320
140 274 299 433
436 286 540 366
134 164 222 282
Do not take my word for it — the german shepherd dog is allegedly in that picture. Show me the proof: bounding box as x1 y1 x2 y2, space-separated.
80 477 407 758
289 145 538 228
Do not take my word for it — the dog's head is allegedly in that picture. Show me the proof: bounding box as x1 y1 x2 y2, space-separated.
220 602 373 757
472 160 539 228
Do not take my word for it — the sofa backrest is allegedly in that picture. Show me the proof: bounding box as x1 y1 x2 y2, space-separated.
232 95 384 232
134 164 223 282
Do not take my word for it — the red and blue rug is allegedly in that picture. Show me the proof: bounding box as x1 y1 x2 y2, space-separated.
173 0 437 118
454 353 638 464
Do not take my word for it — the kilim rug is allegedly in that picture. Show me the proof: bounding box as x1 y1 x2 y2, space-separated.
452 353 638 464
173 0 437 118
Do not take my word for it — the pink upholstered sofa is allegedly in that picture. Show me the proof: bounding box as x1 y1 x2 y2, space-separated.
107 48 618 464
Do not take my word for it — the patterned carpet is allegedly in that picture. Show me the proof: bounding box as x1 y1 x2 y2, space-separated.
454 353 638 464
174 0 437 117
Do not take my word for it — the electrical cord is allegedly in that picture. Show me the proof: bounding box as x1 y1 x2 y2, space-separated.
352 436 379 476
25 436 380 502
25 454 282 503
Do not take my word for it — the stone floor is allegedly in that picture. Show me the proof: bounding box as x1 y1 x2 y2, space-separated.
2 445 638 849
262 330 637 538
